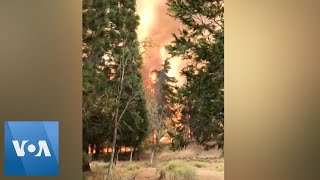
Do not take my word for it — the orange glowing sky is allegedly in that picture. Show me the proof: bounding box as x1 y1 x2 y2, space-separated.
136 0 185 86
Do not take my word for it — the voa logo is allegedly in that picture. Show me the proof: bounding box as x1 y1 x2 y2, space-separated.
12 140 51 157
4 121 59 176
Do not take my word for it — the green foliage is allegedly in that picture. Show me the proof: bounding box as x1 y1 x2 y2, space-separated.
168 127 188 151
166 0 224 149
82 0 148 153
158 160 197 180
82 151 89 164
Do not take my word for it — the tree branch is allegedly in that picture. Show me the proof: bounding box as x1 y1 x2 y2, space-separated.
118 93 138 124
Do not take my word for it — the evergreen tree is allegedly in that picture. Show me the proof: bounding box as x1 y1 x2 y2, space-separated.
166 0 224 149
82 0 148 174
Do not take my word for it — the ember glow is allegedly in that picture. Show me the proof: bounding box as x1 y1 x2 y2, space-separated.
136 0 186 87
149 70 158 84
145 69 158 94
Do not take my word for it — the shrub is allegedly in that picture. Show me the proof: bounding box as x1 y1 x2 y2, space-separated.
82 152 89 164
126 163 141 171
82 152 91 172
158 160 197 180
109 167 137 180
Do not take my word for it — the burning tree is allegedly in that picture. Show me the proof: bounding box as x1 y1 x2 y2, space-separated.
144 57 191 165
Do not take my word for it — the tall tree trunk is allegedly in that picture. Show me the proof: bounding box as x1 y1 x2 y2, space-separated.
107 56 130 179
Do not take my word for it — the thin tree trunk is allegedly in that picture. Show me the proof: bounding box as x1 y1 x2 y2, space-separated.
150 146 155 167
115 149 119 165
107 55 133 179
130 148 133 162
107 124 118 178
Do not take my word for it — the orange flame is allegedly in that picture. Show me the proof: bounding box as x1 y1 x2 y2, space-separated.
137 0 186 87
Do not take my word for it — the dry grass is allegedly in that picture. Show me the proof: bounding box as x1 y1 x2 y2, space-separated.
157 160 198 180
193 162 207 168
83 161 146 180
83 144 224 180
125 163 141 171
214 163 224 172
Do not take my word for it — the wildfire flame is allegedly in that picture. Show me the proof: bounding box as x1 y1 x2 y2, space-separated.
136 0 186 146
145 70 157 94
149 70 158 84
136 0 186 88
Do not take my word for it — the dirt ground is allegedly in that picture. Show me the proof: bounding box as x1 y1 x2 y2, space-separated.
84 144 224 180
134 167 224 180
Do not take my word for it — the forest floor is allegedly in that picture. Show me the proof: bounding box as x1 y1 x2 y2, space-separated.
83 144 224 180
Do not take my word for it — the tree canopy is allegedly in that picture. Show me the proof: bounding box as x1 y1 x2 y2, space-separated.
82 0 148 155
166 0 224 149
